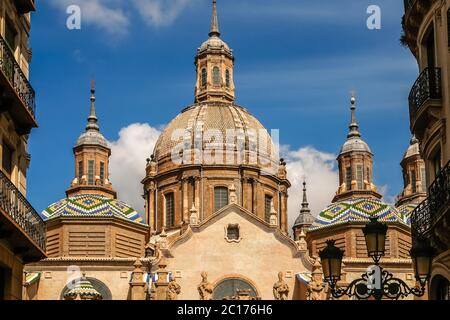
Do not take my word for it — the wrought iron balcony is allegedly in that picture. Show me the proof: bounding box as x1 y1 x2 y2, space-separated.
408 67 442 125
0 33 37 133
0 170 46 254
411 161 450 249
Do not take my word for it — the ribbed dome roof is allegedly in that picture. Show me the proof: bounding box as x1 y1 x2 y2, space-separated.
198 35 232 55
42 194 145 225
76 130 108 148
153 102 277 166
340 137 372 154
309 198 406 231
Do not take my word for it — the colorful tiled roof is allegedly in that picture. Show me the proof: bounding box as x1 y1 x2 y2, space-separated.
310 198 406 231
63 277 103 300
42 194 145 225
396 203 416 225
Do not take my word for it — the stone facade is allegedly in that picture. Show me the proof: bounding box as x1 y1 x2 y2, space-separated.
403 0 450 300
0 0 44 300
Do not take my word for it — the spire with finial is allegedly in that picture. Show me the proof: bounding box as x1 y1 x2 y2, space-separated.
209 0 220 37
347 94 360 139
300 180 311 214
293 179 314 235
86 80 99 132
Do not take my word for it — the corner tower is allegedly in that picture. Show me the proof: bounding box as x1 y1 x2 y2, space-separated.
66 82 116 198
195 0 235 103
333 96 381 202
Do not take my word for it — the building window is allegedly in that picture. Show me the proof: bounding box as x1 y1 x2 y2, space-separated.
435 277 450 300
78 161 83 180
165 193 175 228
226 224 240 241
4 18 16 52
432 149 442 178
225 69 230 87
99 161 105 182
425 25 436 68
201 68 207 88
213 66 220 86
345 166 352 191
88 160 94 185
264 195 273 223
447 8 450 47
411 169 417 193
214 187 229 212
421 168 427 192
2 142 13 176
356 165 364 189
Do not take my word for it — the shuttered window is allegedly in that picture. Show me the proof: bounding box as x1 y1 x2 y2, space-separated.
201 68 207 88
411 169 417 193
214 187 229 212
356 165 364 190
225 69 230 87
213 66 220 86
165 193 175 228
345 167 352 191
78 161 83 180
88 160 94 185
421 168 427 192
99 161 105 182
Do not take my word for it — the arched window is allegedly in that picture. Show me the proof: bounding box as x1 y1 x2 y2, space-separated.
213 66 220 86
225 69 230 87
165 193 175 228
356 165 363 189
214 187 229 212
201 68 207 88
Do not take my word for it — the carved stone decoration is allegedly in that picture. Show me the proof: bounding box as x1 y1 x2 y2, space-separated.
158 228 168 249
269 203 278 226
296 229 307 252
273 272 289 300
307 258 327 300
189 204 199 225
166 278 181 300
229 184 237 204
197 271 214 300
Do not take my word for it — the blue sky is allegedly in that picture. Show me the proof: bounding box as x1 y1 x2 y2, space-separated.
26 0 418 219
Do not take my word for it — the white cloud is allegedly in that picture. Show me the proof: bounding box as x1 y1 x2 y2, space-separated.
283 146 339 230
108 123 161 214
49 0 129 36
132 0 195 27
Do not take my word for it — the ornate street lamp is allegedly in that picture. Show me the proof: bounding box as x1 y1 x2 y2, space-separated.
319 217 432 300
319 240 344 288
410 237 434 287
363 217 387 264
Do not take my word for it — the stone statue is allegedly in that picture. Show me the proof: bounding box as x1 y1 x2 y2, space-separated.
166 278 181 300
197 272 214 300
273 272 289 300
307 258 327 300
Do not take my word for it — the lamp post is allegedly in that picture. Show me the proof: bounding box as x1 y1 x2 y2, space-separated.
319 217 433 300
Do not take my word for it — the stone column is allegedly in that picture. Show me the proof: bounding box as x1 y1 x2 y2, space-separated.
129 259 147 300
182 178 189 223
148 182 156 231
154 258 169 300
280 188 288 233
194 177 200 219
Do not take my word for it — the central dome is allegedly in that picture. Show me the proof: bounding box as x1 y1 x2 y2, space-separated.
153 102 277 168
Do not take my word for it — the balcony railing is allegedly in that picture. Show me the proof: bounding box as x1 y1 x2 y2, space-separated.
408 67 442 123
0 34 36 119
411 161 450 241
0 170 46 252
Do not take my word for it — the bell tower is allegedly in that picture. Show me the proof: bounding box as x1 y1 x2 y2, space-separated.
66 82 117 199
194 0 235 103
333 96 381 202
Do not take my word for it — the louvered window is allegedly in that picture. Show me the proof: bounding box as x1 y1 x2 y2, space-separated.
213 66 220 86
165 193 175 228
345 167 352 191
88 160 94 185
214 187 229 212
356 165 364 189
